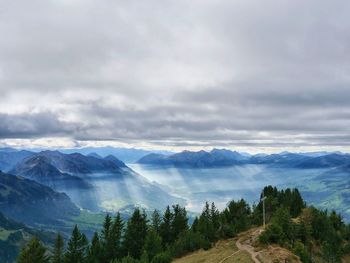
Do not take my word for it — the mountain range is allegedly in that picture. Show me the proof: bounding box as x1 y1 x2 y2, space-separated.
59 146 173 163
138 149 249 167
0 171 79 226
137 149 350 169
1 149 183 213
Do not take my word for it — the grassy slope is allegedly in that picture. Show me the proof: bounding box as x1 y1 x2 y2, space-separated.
173 239 254 263
173 227 302 263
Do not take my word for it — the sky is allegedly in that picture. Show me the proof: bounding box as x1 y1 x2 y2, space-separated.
1 0 350 153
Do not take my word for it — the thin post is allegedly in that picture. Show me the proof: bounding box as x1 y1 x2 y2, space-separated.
262 190 266 229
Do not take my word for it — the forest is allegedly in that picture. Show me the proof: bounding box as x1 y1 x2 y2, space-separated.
17 186 350 263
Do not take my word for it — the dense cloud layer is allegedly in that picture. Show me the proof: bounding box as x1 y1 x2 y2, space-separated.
1 0 350 151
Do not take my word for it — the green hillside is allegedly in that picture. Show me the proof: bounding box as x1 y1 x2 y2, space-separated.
15 185 350 263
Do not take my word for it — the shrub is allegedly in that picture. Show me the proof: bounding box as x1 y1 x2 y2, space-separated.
171 230 211 257
151 251 172 263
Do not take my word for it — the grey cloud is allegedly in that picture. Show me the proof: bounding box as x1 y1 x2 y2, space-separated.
0 112 77 138
0 0 350 150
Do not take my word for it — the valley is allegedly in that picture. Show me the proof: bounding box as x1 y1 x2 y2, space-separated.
130 163 350 221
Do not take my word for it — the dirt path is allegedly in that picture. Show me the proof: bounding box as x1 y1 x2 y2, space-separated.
235 238 260 263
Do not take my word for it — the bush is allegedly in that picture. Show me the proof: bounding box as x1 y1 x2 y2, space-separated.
293 241 311 263
171 230 211 257
259 223 284 245
151 251 172 263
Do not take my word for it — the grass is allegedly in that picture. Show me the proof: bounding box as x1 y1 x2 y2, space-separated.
173 239 254 263
57 210 107 237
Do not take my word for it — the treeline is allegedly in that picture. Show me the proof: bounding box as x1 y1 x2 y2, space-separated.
259 187 350 263
17 186 348 263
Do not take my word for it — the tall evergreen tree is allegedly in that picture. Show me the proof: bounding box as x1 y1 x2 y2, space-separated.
151 210 162 234
160 206 173 247
143 229 162 261
101 214 113 262
171 205 188 241
197 202 215 242
122 208 148 259
110 212 124 260
210 202 220 240
17 237 49 263
52 233 64 263
87 232 102 263
65 225 88 263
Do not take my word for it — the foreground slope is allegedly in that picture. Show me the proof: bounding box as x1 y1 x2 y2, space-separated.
173 227 301 263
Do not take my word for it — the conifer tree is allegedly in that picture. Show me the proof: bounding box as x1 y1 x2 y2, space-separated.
17 237 49 263
122 208 148 259
159 206 173 247
110 212 124 260
65 225 88 263
191 217 199 232
87 232 102 263
101 214 113 262
197 202 215 241
52 233 64 263
171 205 188 241
143 228 162 261
151 210 162 234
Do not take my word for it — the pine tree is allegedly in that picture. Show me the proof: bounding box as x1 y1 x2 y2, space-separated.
122 208 148 259
191 217 199 232
197 202 215 241
101 214 113 262
210 202 220 240
171 205 188 241
17 237 49 263
110 212 124 260
151 210 162 234
87 232 102 263
143 229 162 261
159 206 173 247
65 225 88 263
52 233 64 263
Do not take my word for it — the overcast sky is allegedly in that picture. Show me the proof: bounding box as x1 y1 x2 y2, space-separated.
1 0 350 153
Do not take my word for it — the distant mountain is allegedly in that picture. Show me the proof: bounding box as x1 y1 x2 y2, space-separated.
10 155 91 190
0 171 79 226
9 150 183 212
0 212 55 263
250 152 312 166
295 153 350 169
137 149 350 169
0 149 34 171
137 153 171 165
138 149 249 167
60 146 173 163
299 151 344 157
0 148 18 153
87 152 103 159
103 155 127 167
31 150 126 175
